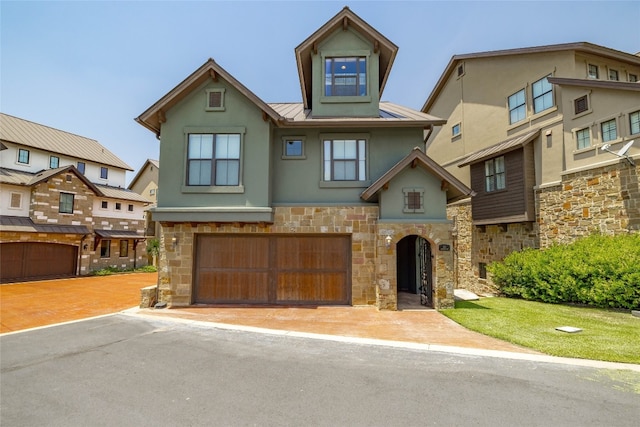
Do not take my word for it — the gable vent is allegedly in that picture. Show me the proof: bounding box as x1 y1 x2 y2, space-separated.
209 91 222 109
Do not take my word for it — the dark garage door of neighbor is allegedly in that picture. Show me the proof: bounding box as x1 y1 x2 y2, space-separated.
0 242 78 283
194 234 351 305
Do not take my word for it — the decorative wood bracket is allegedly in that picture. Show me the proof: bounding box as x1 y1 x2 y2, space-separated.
441 180 449 191
382 183 389 191
157 110 166 124
262 111 269 122
374 41 379 54
342 17 348 31
312 42 318 55
411 159 418 168
209 69 218 82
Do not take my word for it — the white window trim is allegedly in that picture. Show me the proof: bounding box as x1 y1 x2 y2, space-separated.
9 192 22 209
319 133 371 188
587 63 599 79
17 148 30 165
607 67 619 81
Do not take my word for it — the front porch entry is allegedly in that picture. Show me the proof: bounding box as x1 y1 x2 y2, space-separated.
396 235 433 308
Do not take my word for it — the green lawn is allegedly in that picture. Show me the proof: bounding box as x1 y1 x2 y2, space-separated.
440 297 640 364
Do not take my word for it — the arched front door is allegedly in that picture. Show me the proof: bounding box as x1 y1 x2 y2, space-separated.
396 235 433 307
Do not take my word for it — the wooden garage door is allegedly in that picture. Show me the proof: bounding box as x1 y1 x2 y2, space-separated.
194 235 350 305
0 243 78 283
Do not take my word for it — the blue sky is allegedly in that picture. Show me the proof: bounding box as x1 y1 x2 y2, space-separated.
2 1 639 184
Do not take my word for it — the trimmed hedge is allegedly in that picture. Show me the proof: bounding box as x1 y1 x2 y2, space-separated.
488 234 640 310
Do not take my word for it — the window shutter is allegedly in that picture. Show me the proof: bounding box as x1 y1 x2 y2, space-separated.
209 91 222 108
574 96 588 114
10 193 21 208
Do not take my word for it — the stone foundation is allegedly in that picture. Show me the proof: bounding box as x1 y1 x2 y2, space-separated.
155 206 455 310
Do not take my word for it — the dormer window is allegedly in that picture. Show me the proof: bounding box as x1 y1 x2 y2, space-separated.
325 57 367 96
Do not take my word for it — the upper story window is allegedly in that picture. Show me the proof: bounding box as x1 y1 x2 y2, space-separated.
49 156 59 168
149 188 156 196
115 202 122 210
128 204 134 212
574 95 589 115
323 138 366 181
588 64 599 79
601 119 617 142
608 69 619 81
205 88 225 111
451 123 461 137
59 192 74 214
629 74 638 83
532 76 553 114
100 167 108 179
484 156 505 192
18 149 30 164
576 128 591 150
325 57 367 97
101 201 108 209
77 162 85 174
508 89 526 124
282 137 305 159
187 133 241 186
629 111 640 135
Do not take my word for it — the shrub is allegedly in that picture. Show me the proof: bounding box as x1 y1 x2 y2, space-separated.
488 234 640 310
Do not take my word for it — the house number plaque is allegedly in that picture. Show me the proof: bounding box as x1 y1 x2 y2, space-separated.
438 244 451 251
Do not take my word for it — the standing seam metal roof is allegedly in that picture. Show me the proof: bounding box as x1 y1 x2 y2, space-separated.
0 113 132 170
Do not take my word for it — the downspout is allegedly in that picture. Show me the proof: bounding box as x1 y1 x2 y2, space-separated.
423 125 433 151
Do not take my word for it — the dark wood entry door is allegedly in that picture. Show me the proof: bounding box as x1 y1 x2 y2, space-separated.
194 234 351 305
0 243 78 283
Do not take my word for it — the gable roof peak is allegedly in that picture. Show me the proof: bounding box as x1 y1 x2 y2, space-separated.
295 7 398 109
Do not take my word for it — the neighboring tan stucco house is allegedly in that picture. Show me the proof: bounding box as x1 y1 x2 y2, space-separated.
136 7 472 310
422 42 640 294
128 158 160 237
0 113 150 282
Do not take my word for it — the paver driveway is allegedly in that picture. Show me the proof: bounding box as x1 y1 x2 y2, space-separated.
0 273 157 333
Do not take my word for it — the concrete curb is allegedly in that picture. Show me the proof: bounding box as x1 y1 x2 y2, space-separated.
121 308 640 373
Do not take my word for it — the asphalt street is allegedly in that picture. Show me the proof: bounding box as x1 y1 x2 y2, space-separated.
1 314 639 427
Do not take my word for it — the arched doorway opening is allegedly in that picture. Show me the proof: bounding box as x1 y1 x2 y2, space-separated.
396 235 433 308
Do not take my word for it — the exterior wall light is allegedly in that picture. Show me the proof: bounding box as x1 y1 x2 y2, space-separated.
385 235 392 249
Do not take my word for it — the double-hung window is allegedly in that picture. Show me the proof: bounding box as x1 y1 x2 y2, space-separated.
508 89 526 124
532 75 553 114
187 133 240 186
323 139 366 181
49 156 59 168
601 119 617 142
59 192 74 214
630 111 640 135
18 149 30 164
100 167 108 179
576 128 591 150
325 57 367 97
77 162 85 174
484 156 505 192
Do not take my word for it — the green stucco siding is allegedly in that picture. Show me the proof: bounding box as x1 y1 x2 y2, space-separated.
379 167 447 220
157 79 271 209
312 28 380 117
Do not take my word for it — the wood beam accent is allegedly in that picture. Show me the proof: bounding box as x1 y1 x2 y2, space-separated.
209 69 218 82
157 110 166 124
441 180 449 191
382 182 389 191
312 42 318 55
262 111 269 122
411 159 418 168
374 40 379 54
342 17 348 31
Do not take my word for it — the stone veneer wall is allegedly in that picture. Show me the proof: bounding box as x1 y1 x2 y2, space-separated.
89 216 147 272
30 174 94 227
537 162 640 247
449 161 639 294
156 206 455 310
375 222 455 310
157 206 379 307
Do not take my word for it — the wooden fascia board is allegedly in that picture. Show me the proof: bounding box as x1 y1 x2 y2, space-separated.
29 165 103 196
276 119 445 129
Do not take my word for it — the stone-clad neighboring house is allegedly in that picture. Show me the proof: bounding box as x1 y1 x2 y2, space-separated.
136 7 473 310
422 42 640 294
127 159 159 237
0 113 150 282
